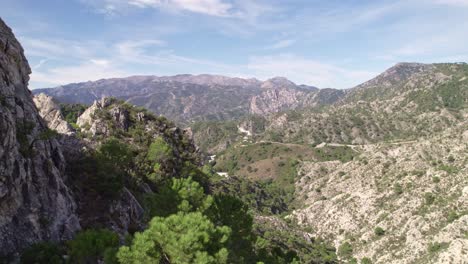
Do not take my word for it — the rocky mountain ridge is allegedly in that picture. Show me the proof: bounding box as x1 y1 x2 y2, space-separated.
34 75 344 123
251 62 468 146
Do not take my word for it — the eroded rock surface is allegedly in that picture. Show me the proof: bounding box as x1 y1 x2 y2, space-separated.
0 18 79 255
33 93 74 135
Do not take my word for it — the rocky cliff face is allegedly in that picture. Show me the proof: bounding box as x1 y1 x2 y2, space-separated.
33 93 74 135
0 18 79 255
76 97 129 137
250 87 305 115
250 77 345 115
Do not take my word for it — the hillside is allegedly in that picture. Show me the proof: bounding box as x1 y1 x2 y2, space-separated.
248 62 467 146
293 118 468 263
33 75 344 124
201 62 468 263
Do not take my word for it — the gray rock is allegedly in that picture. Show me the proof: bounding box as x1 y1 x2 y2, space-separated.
76 97 131 136
108 188 145 235
33 93 75 135
0 18 80 255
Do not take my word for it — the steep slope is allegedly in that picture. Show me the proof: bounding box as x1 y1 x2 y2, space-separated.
34 75 344 123
33 93 75 135
201 62 467 263
32 98 338 263
0 18 79 255
293 117 468 263
345 62 434 101
59 97 201 233
257 63 467 145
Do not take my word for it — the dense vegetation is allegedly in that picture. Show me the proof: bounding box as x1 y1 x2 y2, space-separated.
60 103 88 128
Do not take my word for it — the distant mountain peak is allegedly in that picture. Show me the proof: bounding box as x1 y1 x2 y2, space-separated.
261 77 297 89
393 62 428 67
351 62 434 93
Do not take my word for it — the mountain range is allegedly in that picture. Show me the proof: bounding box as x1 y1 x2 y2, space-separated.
34 75 344 123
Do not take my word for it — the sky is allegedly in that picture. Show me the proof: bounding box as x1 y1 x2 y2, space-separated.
1 0 468 89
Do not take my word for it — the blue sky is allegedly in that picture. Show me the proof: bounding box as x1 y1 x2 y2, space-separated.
1 0 468 89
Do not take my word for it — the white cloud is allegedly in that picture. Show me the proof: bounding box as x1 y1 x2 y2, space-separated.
32 59 49 70
247 54 377 88
82 0 233 16
21 38 68 58
116 39 166 58
31 60 127 87
25 34 378 89
434 0 468 6
20 37 103 60
266 39 295 50
90 59 111 66
27 37 238 87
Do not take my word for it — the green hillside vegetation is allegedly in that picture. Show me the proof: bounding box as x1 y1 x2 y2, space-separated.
191 63 467 152
60 103 88 129
20 99 337 264
213 142 359 214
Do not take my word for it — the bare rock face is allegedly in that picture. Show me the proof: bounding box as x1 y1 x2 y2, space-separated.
33 93 75 135
0 18 79 255
250 87 305 115
109 106 130 131
107 188 145 234
250 77 345 116
77 97 130 136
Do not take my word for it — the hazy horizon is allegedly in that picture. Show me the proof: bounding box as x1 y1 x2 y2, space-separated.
1 0 468 89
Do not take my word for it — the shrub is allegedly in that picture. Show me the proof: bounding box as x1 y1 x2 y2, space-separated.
68 229 119 263
117 212 230 264
393 183 403 195
361 257 372 264
20 242 63 264
428 242 449 253
424 192 436 205
147 137 173 162
338 242 353 260
143 177 212 218
16 121 35 157
447 210 459 223
77 138 134 197
374 227 385 236
98 138 134 166
447 155 455 163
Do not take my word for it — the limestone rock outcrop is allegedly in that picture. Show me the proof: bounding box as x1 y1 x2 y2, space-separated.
0 18 80 255
77 97 130 136
33 93 75 135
